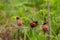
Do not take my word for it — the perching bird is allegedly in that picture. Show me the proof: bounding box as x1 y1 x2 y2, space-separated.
16 17 29 40
42 18 48 34
16 17 22 40
16 17 22 29
30 21 38 28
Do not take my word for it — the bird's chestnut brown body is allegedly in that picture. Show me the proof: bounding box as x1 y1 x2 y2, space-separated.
30 21 38 28
42 23 48 34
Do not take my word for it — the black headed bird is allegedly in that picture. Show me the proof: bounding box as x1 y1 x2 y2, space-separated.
42 18 48 34
16 17 22 29
30 21 38 28
16 17 23 40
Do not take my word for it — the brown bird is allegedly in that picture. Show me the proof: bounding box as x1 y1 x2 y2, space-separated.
16 17 22 29
42 18 48 34
16 17 29 40
30 21 38 28
16 17 22 40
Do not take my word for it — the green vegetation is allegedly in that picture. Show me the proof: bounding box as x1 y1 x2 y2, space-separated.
0 0 60 40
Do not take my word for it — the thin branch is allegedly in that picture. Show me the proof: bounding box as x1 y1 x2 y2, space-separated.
47 0 51 40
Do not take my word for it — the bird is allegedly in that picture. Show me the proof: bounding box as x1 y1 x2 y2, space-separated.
16 17 29 40
30 21 38 28
42 18 49 34
16 17 22 29
16 16 22 40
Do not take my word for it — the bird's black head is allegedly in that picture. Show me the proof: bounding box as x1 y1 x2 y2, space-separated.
43 22 47 25
16 17 20 20
43 22 48 25
33 21 38 24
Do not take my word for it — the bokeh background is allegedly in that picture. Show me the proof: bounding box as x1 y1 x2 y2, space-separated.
0 0 60 40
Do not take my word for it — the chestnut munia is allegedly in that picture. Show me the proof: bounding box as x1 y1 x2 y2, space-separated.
16 17 22 29
42 18 48 34
30 21 38 28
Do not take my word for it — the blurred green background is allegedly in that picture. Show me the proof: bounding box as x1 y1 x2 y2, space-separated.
0 0 60 40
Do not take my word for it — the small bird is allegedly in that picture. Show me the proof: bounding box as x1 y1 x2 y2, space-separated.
16 17 22 29
16 16 22 40
30 21 38 28
42 18 48 34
